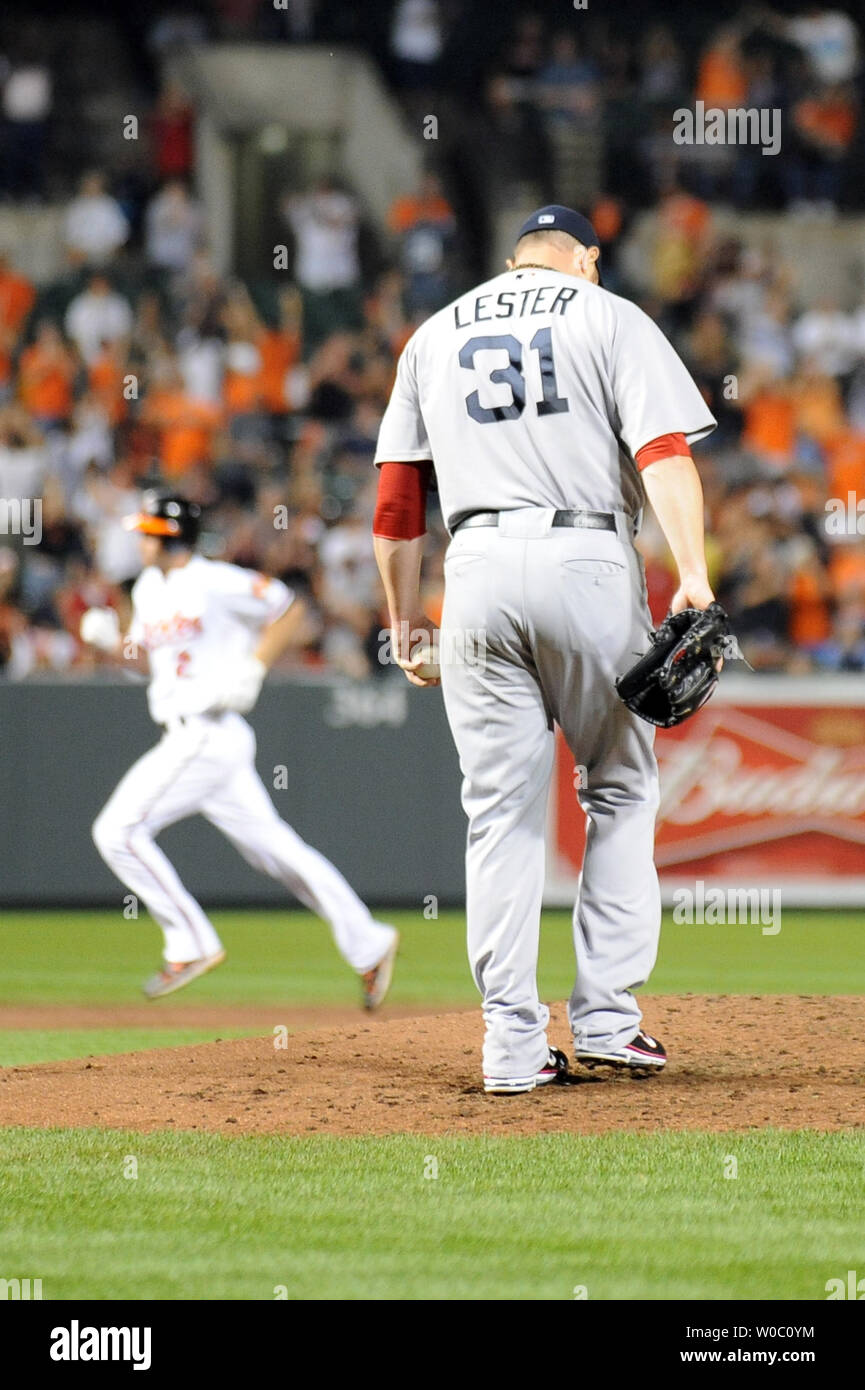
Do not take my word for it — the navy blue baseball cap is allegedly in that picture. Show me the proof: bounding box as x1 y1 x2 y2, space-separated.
515 204 603 284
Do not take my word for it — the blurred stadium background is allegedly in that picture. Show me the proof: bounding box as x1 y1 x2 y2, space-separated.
1 0 864 906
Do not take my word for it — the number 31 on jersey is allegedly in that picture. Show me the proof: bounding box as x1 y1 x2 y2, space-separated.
460 329 569 424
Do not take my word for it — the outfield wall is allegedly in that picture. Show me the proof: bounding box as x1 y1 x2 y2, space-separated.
0 677 465 908
2 675 863 908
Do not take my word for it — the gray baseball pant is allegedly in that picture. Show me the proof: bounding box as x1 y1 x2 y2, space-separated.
439 506 661 1082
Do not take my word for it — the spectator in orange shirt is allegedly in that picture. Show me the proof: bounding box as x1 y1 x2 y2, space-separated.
787 83 857 209
88 340 128 426
0 253 34 400
18 320 77 428
256 288 303 414
790 365 846 446
141 360 222 477
222 285 303 428
825 429 865 501
738 371 796 469
696 26 748 108
222 290 263 420
789 551 832 650
0 253 35 337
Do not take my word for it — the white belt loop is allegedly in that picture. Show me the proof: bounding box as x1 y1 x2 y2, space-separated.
613 511 638 544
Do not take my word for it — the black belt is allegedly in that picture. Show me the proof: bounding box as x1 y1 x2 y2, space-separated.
451 509 616 534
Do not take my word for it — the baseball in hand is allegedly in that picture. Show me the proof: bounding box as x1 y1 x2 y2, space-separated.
408 641 440 681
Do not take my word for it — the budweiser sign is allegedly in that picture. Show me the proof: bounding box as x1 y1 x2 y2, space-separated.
551 681 865 901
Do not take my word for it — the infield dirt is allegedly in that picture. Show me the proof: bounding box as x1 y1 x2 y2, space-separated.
1 996 863 1136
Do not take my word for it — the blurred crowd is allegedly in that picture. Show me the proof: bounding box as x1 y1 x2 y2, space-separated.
3 4 863 216
0 158 459 681
0 2 865 678
633 188 865 674
475 2 863 215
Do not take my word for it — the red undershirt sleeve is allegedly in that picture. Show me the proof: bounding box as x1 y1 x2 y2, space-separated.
635 432 692 471
373 460 432 540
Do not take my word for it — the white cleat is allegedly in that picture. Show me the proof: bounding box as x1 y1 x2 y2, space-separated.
484 1046 570 1094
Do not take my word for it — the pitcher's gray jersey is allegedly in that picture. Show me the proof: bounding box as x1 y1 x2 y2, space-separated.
374 268 716 529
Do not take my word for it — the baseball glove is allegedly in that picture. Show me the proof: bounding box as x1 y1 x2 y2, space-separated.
615 602 730 729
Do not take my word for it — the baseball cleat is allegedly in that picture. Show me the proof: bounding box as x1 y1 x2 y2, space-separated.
484 1046 570 1095
361 930 399 1010
574 1029 666 1075
142 950 226 1000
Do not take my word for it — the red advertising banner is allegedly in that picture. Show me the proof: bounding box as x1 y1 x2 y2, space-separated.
548 678 865 905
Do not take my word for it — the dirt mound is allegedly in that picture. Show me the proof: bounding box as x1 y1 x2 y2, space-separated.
1 996 863 1136
0 1002 456 1031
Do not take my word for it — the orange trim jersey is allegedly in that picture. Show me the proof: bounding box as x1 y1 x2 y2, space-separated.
128 556 293 723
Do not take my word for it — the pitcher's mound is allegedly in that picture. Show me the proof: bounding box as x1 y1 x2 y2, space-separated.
1 996 863 1136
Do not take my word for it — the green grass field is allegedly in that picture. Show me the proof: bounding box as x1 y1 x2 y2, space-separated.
0 908 862 1300
1 1128 862 1301
3 905 863 1006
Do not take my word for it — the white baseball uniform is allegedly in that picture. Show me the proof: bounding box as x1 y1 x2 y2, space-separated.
93 554 395 971
375 268 716 1080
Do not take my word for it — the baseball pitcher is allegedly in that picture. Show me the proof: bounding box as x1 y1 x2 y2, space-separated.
372 205 716 1093
82 489 398 1006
